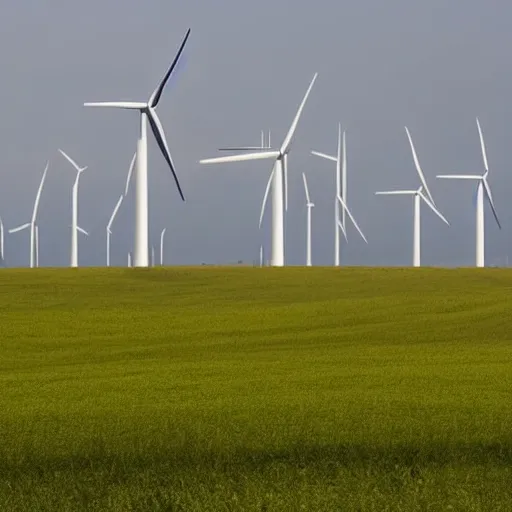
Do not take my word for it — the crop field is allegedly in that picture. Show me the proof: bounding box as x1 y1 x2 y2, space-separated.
0 267 511 511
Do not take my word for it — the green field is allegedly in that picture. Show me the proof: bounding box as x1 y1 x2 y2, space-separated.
0 267 511 511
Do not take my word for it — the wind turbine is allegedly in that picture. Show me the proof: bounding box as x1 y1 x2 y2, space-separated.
312 125 367 256
84 29 190 268
311 123 346 266
106 195 124 267
151 246 155 267
160 228 166 265
58 149 89 267
106 153 136 267
437 118 501 267
376 127 449 267
302 173 314 266
9 163 49 268
201 73 318 266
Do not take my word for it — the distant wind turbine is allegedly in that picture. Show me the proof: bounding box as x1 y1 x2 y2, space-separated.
58 149 89 267
302 173 314 266
84 29 191 268
9 163 49 268
106 195 124 267
160 228 166 265
376 127 449 267
437 118 501 267
311 123 346 266
201 73 318 266
106 154 136 267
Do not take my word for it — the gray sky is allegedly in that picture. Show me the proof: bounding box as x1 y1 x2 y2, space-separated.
1 0 511 267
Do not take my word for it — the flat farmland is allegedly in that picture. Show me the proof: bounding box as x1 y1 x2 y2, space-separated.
0 267 511 511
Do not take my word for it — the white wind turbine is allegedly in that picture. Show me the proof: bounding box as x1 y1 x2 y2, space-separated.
84 29 190 268
311 123 346 266
106 153 136 267
9 163 49 268
106 194 124 267
58 149 89 267
201 73 318 266
437 118 501 267
160 228 166 265
376 127 449 267
302 173 314 266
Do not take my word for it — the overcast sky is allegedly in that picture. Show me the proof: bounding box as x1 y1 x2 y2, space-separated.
1 0 511 267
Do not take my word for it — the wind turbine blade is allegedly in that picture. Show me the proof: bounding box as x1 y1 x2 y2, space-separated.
375 190 417 195
337 194 368 243
405 126 435 206
77 226 89 236
476 118 489 172
310 150 337 162
107 195 124 231
418 191 450 225
482 178 501 229
337 219 348 242
147 108 185 201
259 167 275 228
148 28 191 108
436 174 482 180
32 162 49 223
83 102 147 109
9 223 31 234
124 152 136 195
200 151 279 165
302 172 311 203
280 73 318 154
218 147 273 151
58 149 85 173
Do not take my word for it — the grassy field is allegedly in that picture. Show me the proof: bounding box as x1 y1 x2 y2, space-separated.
0 267 511 511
